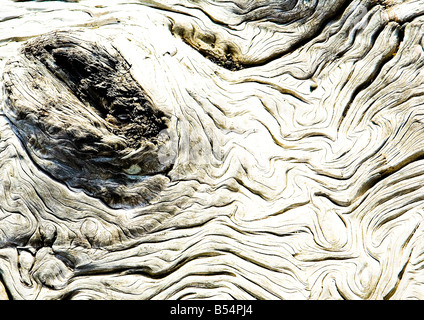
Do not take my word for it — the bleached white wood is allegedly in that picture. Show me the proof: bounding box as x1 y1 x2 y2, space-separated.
1 0 424 300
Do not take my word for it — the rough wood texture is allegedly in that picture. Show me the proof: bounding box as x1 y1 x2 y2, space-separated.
1 0 424 300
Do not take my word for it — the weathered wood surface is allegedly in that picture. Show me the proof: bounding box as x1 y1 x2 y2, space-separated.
1 0 424 300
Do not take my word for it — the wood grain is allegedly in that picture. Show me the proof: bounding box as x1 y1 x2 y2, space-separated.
1 0 424 300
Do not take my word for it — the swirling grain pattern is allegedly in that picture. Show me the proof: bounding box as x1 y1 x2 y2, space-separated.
1 0 424 300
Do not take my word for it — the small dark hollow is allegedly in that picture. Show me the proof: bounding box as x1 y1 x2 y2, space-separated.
205 53 244 71
24 38 167 150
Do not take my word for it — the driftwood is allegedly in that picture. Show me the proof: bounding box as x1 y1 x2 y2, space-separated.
1 0 424 300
